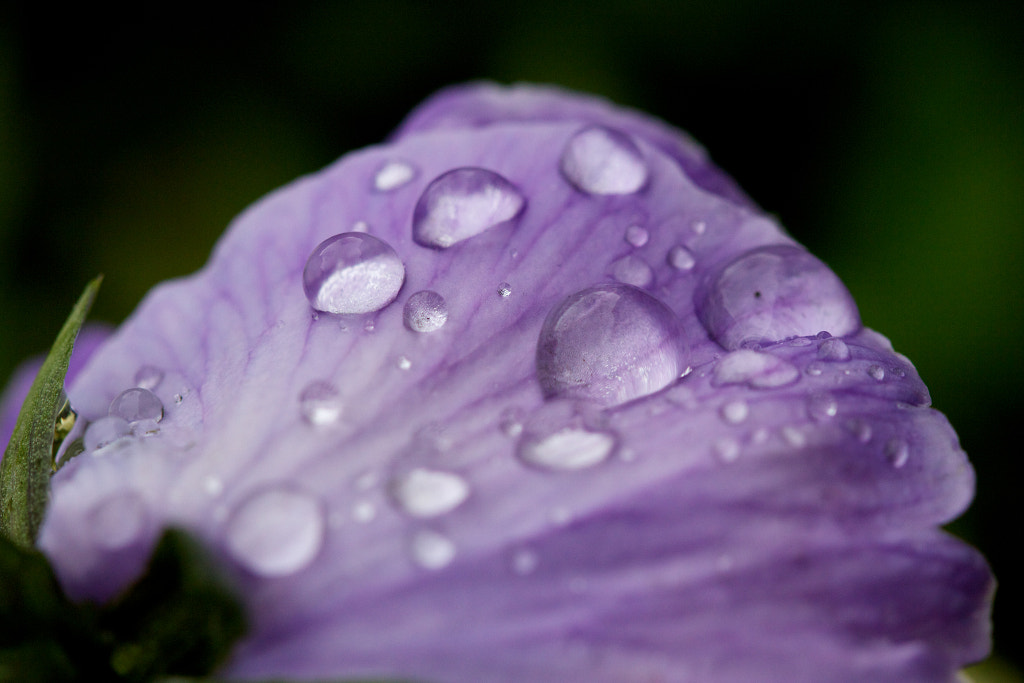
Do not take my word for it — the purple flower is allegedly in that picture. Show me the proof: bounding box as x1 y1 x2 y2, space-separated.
16 83 991 681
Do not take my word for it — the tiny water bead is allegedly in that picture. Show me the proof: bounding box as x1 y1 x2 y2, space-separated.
109 387 164 424
807 393 839 421
223 488 325 577
560 125 648 195
697 245 860 350
303 232 405 315
536 283 687 407
411 530 456 570
403 290 449 332
624 224 649 247
611 255 654 288
299 381 343 426
518 427 616 471
412 167 525 249
391 468 470 518
667 245 696 271
84 416 131 452
713 349 799 389
373 160 416 191
720 400 750 424
497 282 512 298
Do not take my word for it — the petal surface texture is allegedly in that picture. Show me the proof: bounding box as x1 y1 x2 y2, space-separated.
40 83 991 683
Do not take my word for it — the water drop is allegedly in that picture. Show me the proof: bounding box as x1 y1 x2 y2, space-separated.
536 283 686 407
560 125 647 195
412 167 525 248
807 393 838 421
885 438 910 468
667 245 696 271
109 387 164 424
224 488 325 577
303 232 405 315
397 356 412 371
868 364 885 381
133 365 164 390
624 224 649 247
497 282 512 298
714 437 741 462
713 349 799 389
782 426 806 448
88 492 147 550
817 337 851 362
374 160 416 191
84 416 131 452
299 381 342 426
846 419 872 443
512 549 539 575
403 290 449 332
203 476 224 496
411 530 456 570
391 468 470 518
611 255 654 288
499 407 524 437
697 245 861 350
720 400 749 424
691 220 707 235
518 427 615 471
352 500 377 523
805 362 824 377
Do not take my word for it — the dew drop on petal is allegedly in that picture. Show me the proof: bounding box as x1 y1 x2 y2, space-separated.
868 364 886 381
624 224 649 247
373 160 416 192
667 245 696 271
499 407 524 437
847 419 873 443
412 167 525 249
885 438 910 468
697 245 860 350
536 283 687 407
518 427 615 471
109 387 164 424
403 290 449 332
817 337 852 362
714 437 741 462
303 233 405 315
133 365 164 390
397 356 412 371
560 125 648 195
720 400 750 424
391 468 470 518
223 488 325 577
713 349 799 389
807 393 838 421
84 416 131 451
352 500 377 523
782 426 807 448
611 255 654 288
411 529 456 570
299 381 342 426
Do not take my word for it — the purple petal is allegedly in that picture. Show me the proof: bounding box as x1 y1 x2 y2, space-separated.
34 83 990 681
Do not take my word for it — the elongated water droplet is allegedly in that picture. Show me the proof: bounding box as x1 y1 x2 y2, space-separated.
88 492 147 550
667 245 696 271
303 233 405 315
560 125 647 195
299 381 342 426
817 337 851 362
518 427 615 471
84 416 131 452
412 167 525 248
536 283 686 407
411 530 456 570
134 365 164 390
224 488 325 577
624 224 649 247
697 245 860 350
885 438 910 468
713 349 799 389
109 387 164 424
391 468 469 518
403 290 449 332
374 160 416 191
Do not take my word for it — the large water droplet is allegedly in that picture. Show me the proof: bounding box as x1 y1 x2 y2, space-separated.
303 233 405 315
536 283 686 407
817 337 851 362
411 530 456 570
412 167 525 248
109 388 164 424
713 349 799 389
560 125 647 195
84 416 131 452
697 245 860 350
88 491 147 550
373 160 416 191
518 427 615 471
223 488 325 577
299 381 342 426
391 468 470 518
403 290 449 332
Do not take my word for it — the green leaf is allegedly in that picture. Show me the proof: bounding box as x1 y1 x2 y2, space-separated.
0 275 102 549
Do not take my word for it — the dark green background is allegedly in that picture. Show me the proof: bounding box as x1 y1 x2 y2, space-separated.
1 2 1020 674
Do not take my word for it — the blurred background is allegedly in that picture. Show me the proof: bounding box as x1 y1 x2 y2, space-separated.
1 1 1021 676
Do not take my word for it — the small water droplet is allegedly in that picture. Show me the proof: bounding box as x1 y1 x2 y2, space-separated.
397 356 412 371
412 167 525 248
411 529 456 570
374 160 416 191
691 220 707 235
134 365 164 390
203 476 224 496
109 387 164 424
351 220 370 233
807 393 838 421
868 364 885 381
560 125 647 195
363 319 376 333
499 407 524 437
697 245 860 350
352 500 377 523
713 437 741 462
84 416 131 452
817 338 851 362
624 224 649 247
512 549 539 575
805 362 825 377
611 255 654 288
667 245 696 271
713 350 799 389
403 290 449 332
846 419 872 443
391 468 470 518
518 427 615 471
224 488 325 577
720 400 749 424
299 381 342 426
885 438 910 468
173 393 184 405
497 282 512 298
303 233 405 315
782 426 806 448
536 283 687 407
88 492 148 550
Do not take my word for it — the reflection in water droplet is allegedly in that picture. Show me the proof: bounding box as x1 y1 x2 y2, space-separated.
374 160 416 191
134 365 164 390
404 290 449 332
667 245 696 271
88 492 148 550
720 400 749 424
411 530 456 570
518 427 615 471
299 381 342 426
560 125 647 195
303 233 405 315
697 245 860 350
868 365 886 381
611 255 654 288
391 468 470 518
624 225 649 247
109 388 164 424
497 282 512 298
412 168 525 248
713 350 799 389
224 488 325 577
536 283 686 407
885 438 910 468
807 393 838 421
84 416 131 452
817 338 851 362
